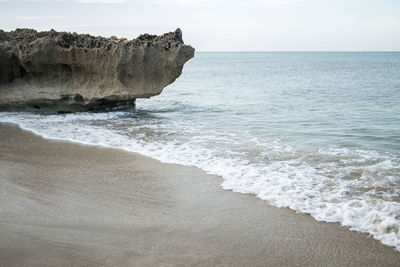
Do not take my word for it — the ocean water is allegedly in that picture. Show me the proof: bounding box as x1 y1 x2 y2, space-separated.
1 52 400 251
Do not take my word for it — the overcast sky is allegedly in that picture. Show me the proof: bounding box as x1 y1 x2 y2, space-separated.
0 0 399 51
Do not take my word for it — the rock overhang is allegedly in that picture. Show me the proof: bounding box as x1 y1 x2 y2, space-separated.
0 28 195 113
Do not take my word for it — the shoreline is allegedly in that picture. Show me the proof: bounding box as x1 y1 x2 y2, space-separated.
1 123 399 266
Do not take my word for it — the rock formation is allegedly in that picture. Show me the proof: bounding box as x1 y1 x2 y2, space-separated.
0 28 194 112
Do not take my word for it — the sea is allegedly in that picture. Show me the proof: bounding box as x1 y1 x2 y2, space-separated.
1 52 399 251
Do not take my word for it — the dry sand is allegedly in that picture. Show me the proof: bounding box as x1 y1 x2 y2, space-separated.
1 123 399 266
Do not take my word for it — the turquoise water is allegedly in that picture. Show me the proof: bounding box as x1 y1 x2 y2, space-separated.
1 52 400 250
148 52 400 154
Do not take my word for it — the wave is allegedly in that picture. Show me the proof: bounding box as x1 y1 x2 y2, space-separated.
1 111 399 251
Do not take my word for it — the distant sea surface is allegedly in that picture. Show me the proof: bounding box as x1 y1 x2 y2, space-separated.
1 52 399 250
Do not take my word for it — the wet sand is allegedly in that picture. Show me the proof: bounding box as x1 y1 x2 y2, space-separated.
1 123 399 266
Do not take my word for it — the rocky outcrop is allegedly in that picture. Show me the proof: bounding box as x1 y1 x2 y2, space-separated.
0 28 194 112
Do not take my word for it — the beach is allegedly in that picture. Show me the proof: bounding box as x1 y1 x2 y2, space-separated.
1 123 399 266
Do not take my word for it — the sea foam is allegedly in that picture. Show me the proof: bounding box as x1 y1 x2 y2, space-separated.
1 111 399 251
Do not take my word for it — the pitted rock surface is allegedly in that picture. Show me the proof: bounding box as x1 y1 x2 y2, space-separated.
0 28 194 112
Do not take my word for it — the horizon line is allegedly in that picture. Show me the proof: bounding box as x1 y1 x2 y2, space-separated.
195 50 400 53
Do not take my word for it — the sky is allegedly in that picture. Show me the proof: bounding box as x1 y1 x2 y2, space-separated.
0 0 399 51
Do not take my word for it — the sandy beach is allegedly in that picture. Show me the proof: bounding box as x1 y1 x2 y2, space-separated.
0 123 399 266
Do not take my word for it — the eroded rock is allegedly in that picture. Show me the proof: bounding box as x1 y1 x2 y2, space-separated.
0 28 194 112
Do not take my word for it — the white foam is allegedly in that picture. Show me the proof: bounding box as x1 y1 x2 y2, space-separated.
1 111 399 251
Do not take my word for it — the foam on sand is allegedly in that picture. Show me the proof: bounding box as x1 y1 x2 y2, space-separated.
1 111 399 251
